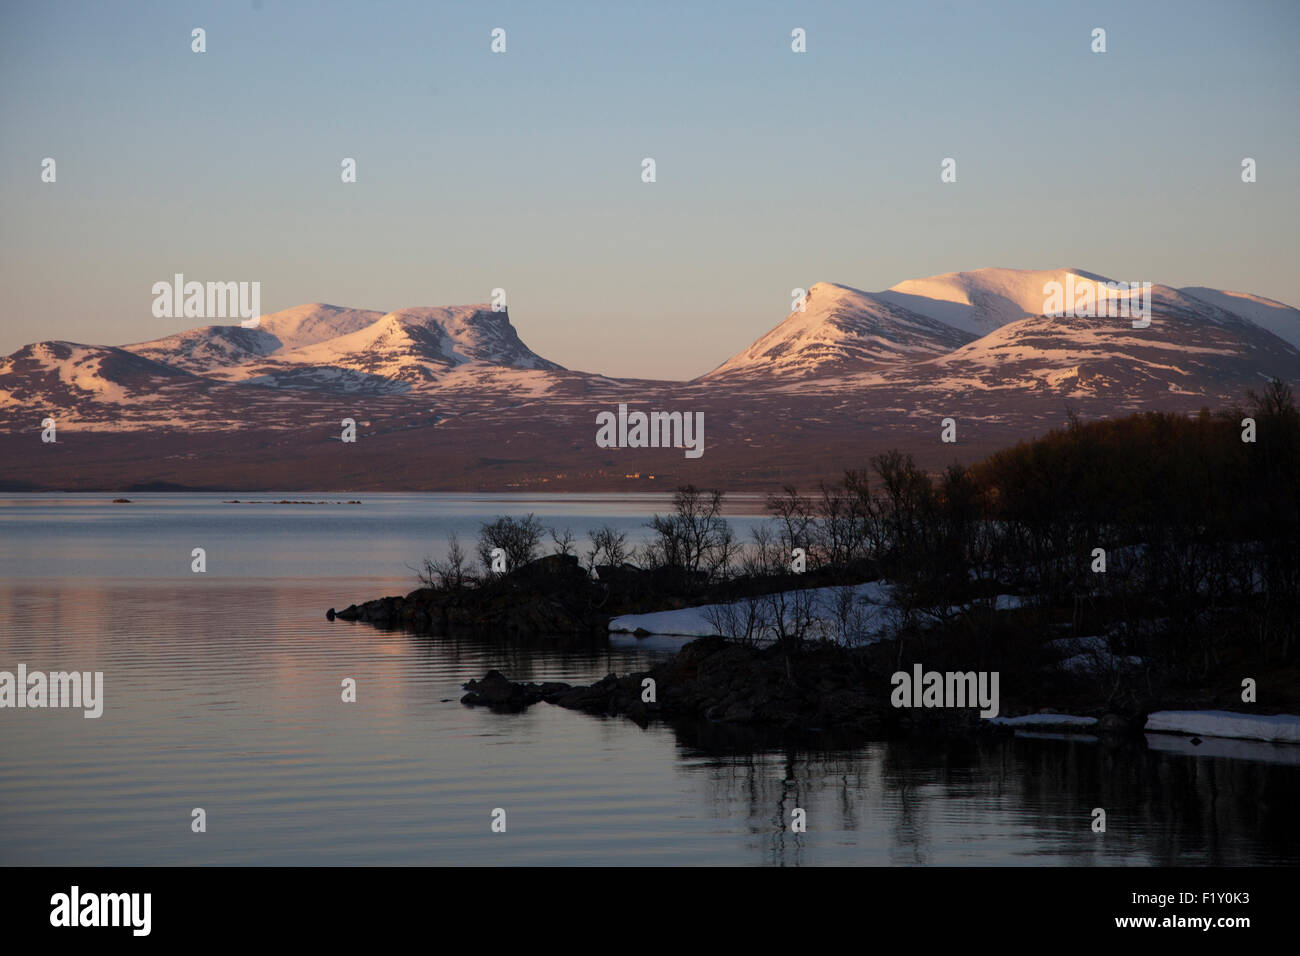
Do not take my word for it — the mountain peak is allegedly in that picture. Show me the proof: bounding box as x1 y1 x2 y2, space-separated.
701 281 975 381
254 303 386 350
700 267 1300 391
880 267 1119 335
117 300 564 391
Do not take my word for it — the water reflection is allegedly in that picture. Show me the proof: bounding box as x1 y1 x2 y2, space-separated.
1 493 1297 866
666 725 1297 866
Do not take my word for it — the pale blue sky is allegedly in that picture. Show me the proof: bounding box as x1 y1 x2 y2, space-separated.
2 0 1297 379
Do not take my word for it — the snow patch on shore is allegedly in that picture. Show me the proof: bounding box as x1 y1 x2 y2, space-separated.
609 605 719 638
609 581 898 641
988 713 1099 730
609 582 1025 642
1144 710 1300 744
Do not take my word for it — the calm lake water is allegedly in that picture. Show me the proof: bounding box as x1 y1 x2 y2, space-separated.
1 493 1296 865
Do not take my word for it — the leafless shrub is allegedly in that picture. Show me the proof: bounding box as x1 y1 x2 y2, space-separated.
414 532 472 591
477 513 545 573
585 524 629 571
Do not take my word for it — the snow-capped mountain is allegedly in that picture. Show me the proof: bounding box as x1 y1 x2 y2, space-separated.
0 301 574 429
890 283 1296 402
253 303 388 350
124 303 563 391
1178 287 1300 350
0 341 223 428
709 268 1300 405
258 306 565 386
125 325 285 373
125 304 390 373
701 282 976 381
875 267 1300 351
2 270 1298 445
877 267 1113 336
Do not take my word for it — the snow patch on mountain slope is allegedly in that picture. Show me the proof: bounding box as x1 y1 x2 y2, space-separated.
880 267 1113 335
702 281 975 380
125 325 284 373
1180 287 1300 350
58 346 132 404
253 303 386 350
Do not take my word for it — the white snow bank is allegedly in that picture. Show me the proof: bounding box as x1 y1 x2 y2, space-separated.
609 581 896 642
609 582 1025 643
988 714 1099 729
1144 710 1300 744
608 606 718 638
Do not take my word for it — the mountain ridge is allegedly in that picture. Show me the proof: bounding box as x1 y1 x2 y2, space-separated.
4 267 1299 434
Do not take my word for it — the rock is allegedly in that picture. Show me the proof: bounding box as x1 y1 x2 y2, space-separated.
330 552 614 637
460 670 559 712
456 636 893 735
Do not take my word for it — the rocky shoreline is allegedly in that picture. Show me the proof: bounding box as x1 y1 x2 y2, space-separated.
457 635 1146 739
329 554 611 636
328 552 830 638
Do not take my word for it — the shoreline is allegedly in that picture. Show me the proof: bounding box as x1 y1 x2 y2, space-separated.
328 556 1299 748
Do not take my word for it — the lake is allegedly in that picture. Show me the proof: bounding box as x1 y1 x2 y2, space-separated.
1 493 1296 865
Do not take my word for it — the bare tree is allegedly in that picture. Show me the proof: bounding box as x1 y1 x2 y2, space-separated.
829 583 875 647
414 532 472 591
703 595 771 648
644 485 736 583
585 524 629 571
549 525 577 557
477 514 545 573
767 485 814 566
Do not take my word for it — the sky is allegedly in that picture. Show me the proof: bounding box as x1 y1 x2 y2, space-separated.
1 0 1297 380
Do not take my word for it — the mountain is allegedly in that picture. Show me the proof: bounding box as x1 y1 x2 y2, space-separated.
700 282 976 381
125 325 285 373
252 303 388 350
888 283 1297 403
3 269 1299 491
1 300 575 430
259 306 565 387
1178 288 1300 350
123 303 563 392
0 341 217 428
877 267 1114 336
709 268 1300 406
